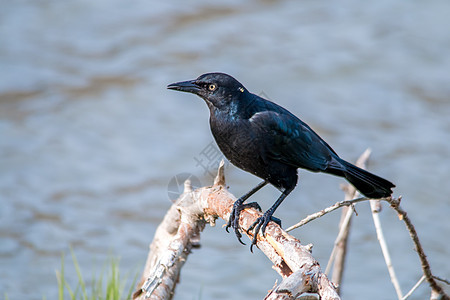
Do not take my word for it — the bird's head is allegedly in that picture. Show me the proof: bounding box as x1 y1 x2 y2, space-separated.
167 73 248 111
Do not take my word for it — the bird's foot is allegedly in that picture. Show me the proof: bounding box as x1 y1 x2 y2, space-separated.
225 200 261 245
247 212 281 252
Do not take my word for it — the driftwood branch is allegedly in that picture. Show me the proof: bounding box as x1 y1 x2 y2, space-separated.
133 153 449 299
133 161 340 300
132 178 204 300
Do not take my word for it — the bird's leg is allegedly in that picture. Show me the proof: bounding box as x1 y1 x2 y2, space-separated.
226 181 267 245
247 187 294 252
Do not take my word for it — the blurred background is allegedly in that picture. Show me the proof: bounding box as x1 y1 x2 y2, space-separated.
1 0 449 299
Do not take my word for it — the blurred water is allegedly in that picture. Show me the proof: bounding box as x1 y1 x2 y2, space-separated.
1 0 449 299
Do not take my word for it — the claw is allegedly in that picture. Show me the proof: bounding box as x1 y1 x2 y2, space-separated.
225 200 241 233
247 213 281 252
232 207 246 245
225 221 231 233
271 216 282 227
226 200 262 245
246 187 291 252
244 202 262 212
250 242 256 253
247 220 257 234
224 181 269 247
235 228 246 245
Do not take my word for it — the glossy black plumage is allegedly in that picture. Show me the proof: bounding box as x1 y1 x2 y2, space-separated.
168 72 395 251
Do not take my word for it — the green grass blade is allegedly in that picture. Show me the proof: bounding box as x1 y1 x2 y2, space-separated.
54 250 139 300
70 248 88 300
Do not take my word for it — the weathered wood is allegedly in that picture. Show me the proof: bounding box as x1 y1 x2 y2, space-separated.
132 180 205 300
330 149 369 293
133 158 448 300
133 161 340 299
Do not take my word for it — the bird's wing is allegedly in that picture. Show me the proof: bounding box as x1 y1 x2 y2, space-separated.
248 110 335 171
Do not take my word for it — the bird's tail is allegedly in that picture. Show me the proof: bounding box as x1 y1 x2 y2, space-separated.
329 158 395 198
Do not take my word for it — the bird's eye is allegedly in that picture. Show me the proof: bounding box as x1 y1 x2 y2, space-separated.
208 84 217 91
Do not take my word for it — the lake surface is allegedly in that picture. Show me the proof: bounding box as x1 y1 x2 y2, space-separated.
1 0 449 299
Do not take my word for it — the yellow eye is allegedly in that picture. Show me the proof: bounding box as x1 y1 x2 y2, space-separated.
208 84 217 91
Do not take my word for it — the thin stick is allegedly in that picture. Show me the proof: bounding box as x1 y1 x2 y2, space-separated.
370 199 403 299
388 197 449 299
327 149 371 287
285 196 370 232
325 207 353 275
286 147 448 299
433 276 450 286
402 275 426 300
287 194 449 300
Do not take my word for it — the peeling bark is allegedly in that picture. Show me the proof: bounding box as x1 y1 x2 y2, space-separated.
133 161 339 300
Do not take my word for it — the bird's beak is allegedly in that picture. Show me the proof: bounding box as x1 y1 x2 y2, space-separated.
167 80 200 94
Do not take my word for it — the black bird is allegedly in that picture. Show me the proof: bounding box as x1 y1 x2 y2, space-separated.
168 72 395 251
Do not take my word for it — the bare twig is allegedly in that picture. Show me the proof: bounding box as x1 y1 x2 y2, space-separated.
433 276 450 286
351 147 403 299
285 197 369 232
325 207 353 276
370 199 403 299
402 275 426 300
286 194 448 300
285 148 448 300
388 197 449 300
327 149 371 290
